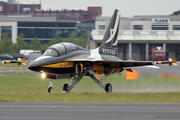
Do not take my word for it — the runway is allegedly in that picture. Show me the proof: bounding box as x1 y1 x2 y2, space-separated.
0 102 180 120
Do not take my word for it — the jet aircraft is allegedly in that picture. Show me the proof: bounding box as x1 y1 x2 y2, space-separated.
3 9 177 93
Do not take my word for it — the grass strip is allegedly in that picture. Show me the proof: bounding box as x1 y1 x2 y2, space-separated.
0 74 180 102
0 92 180 102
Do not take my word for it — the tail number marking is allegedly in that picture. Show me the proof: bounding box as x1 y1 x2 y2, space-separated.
102 48 116 56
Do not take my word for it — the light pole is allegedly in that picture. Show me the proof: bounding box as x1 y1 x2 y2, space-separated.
86 31 90 50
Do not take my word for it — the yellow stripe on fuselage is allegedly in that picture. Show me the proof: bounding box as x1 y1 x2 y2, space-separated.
41 62 74 68
114 68 121 73
71 59 88 61
106 68 116 76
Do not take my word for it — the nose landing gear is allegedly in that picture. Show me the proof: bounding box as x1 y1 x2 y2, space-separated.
48 80 53 93
63 83 69 92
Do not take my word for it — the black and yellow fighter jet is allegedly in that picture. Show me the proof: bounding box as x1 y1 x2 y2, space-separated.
3 9 177 93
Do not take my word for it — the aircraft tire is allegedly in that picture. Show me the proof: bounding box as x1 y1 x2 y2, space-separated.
63 83 69 92
48 86 53 93
105 83 112 93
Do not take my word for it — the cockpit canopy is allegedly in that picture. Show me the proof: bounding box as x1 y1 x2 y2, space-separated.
43 42 86 57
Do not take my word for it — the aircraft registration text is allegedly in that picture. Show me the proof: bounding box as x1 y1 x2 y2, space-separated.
101 48 117 56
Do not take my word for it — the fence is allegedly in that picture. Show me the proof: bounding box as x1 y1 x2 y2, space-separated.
0 68 39 76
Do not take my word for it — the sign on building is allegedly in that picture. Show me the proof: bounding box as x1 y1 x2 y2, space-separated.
152 18 170 23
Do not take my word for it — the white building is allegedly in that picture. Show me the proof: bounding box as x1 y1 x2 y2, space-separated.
131 15 180 30
91 15 180 60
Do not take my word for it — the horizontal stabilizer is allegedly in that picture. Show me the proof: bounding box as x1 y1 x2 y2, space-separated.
126 69 133 72
168 58 177 66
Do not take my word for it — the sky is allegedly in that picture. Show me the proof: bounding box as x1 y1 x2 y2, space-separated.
3 0 180 17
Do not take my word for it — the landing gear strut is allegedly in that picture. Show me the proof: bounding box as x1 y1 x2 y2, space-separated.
48 80 53 93
63 72 85 92
48 70 113 93
88 70 112 93
62 70 113 93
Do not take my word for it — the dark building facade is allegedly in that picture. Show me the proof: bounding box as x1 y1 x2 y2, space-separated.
18 21 77 44
0 1 102 43
0 2 101 22
0 0 102 43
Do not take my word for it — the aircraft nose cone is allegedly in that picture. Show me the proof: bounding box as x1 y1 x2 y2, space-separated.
28 62 35 71
28 61 40 72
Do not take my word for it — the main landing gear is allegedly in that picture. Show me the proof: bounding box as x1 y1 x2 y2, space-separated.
88 70 112 93
63 72 85 92
47 70 113 93
62 70 112 93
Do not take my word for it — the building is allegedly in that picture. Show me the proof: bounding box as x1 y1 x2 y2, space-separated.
0 1 102 44
0 1 102 34
0 16 79 44
91 15 180 60
0 0 41 15
131 15 180 30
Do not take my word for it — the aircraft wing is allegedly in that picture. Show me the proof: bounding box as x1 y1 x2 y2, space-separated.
63 49 177 68
69 58 177 68
97 59 177 67
124 65 160 69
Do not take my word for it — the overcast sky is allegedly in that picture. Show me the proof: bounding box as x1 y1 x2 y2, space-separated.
3 0 180 17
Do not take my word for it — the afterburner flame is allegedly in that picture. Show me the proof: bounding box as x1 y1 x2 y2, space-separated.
126 70 139 80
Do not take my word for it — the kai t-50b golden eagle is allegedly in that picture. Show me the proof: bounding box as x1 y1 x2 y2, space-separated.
3 9 177 93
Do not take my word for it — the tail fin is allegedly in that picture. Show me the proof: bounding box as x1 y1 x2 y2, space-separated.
99 9 120 56
100 9 120 48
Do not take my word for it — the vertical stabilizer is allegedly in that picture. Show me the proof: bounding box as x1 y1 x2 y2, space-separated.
99 9 120 56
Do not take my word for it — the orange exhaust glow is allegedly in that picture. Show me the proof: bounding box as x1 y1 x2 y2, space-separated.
126 69 139 80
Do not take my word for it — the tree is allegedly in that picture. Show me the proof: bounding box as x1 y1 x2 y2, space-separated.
29 37 41 50
74 36 87 48
61 31 87 48
13 33 28 53
0 33 13 53
68 31 77 41
73 32 88 48
41 43 49 50
48 34 60 46
171 10 180 15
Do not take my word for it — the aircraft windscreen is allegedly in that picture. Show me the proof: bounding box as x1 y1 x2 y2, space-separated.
43 48 59 57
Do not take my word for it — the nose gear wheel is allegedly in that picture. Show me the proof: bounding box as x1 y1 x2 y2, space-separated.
63 83 69 92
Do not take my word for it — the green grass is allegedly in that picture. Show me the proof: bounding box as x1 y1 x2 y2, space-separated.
0 74 180 102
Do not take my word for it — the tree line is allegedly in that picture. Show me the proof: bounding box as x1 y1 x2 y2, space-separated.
0 31 88 54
